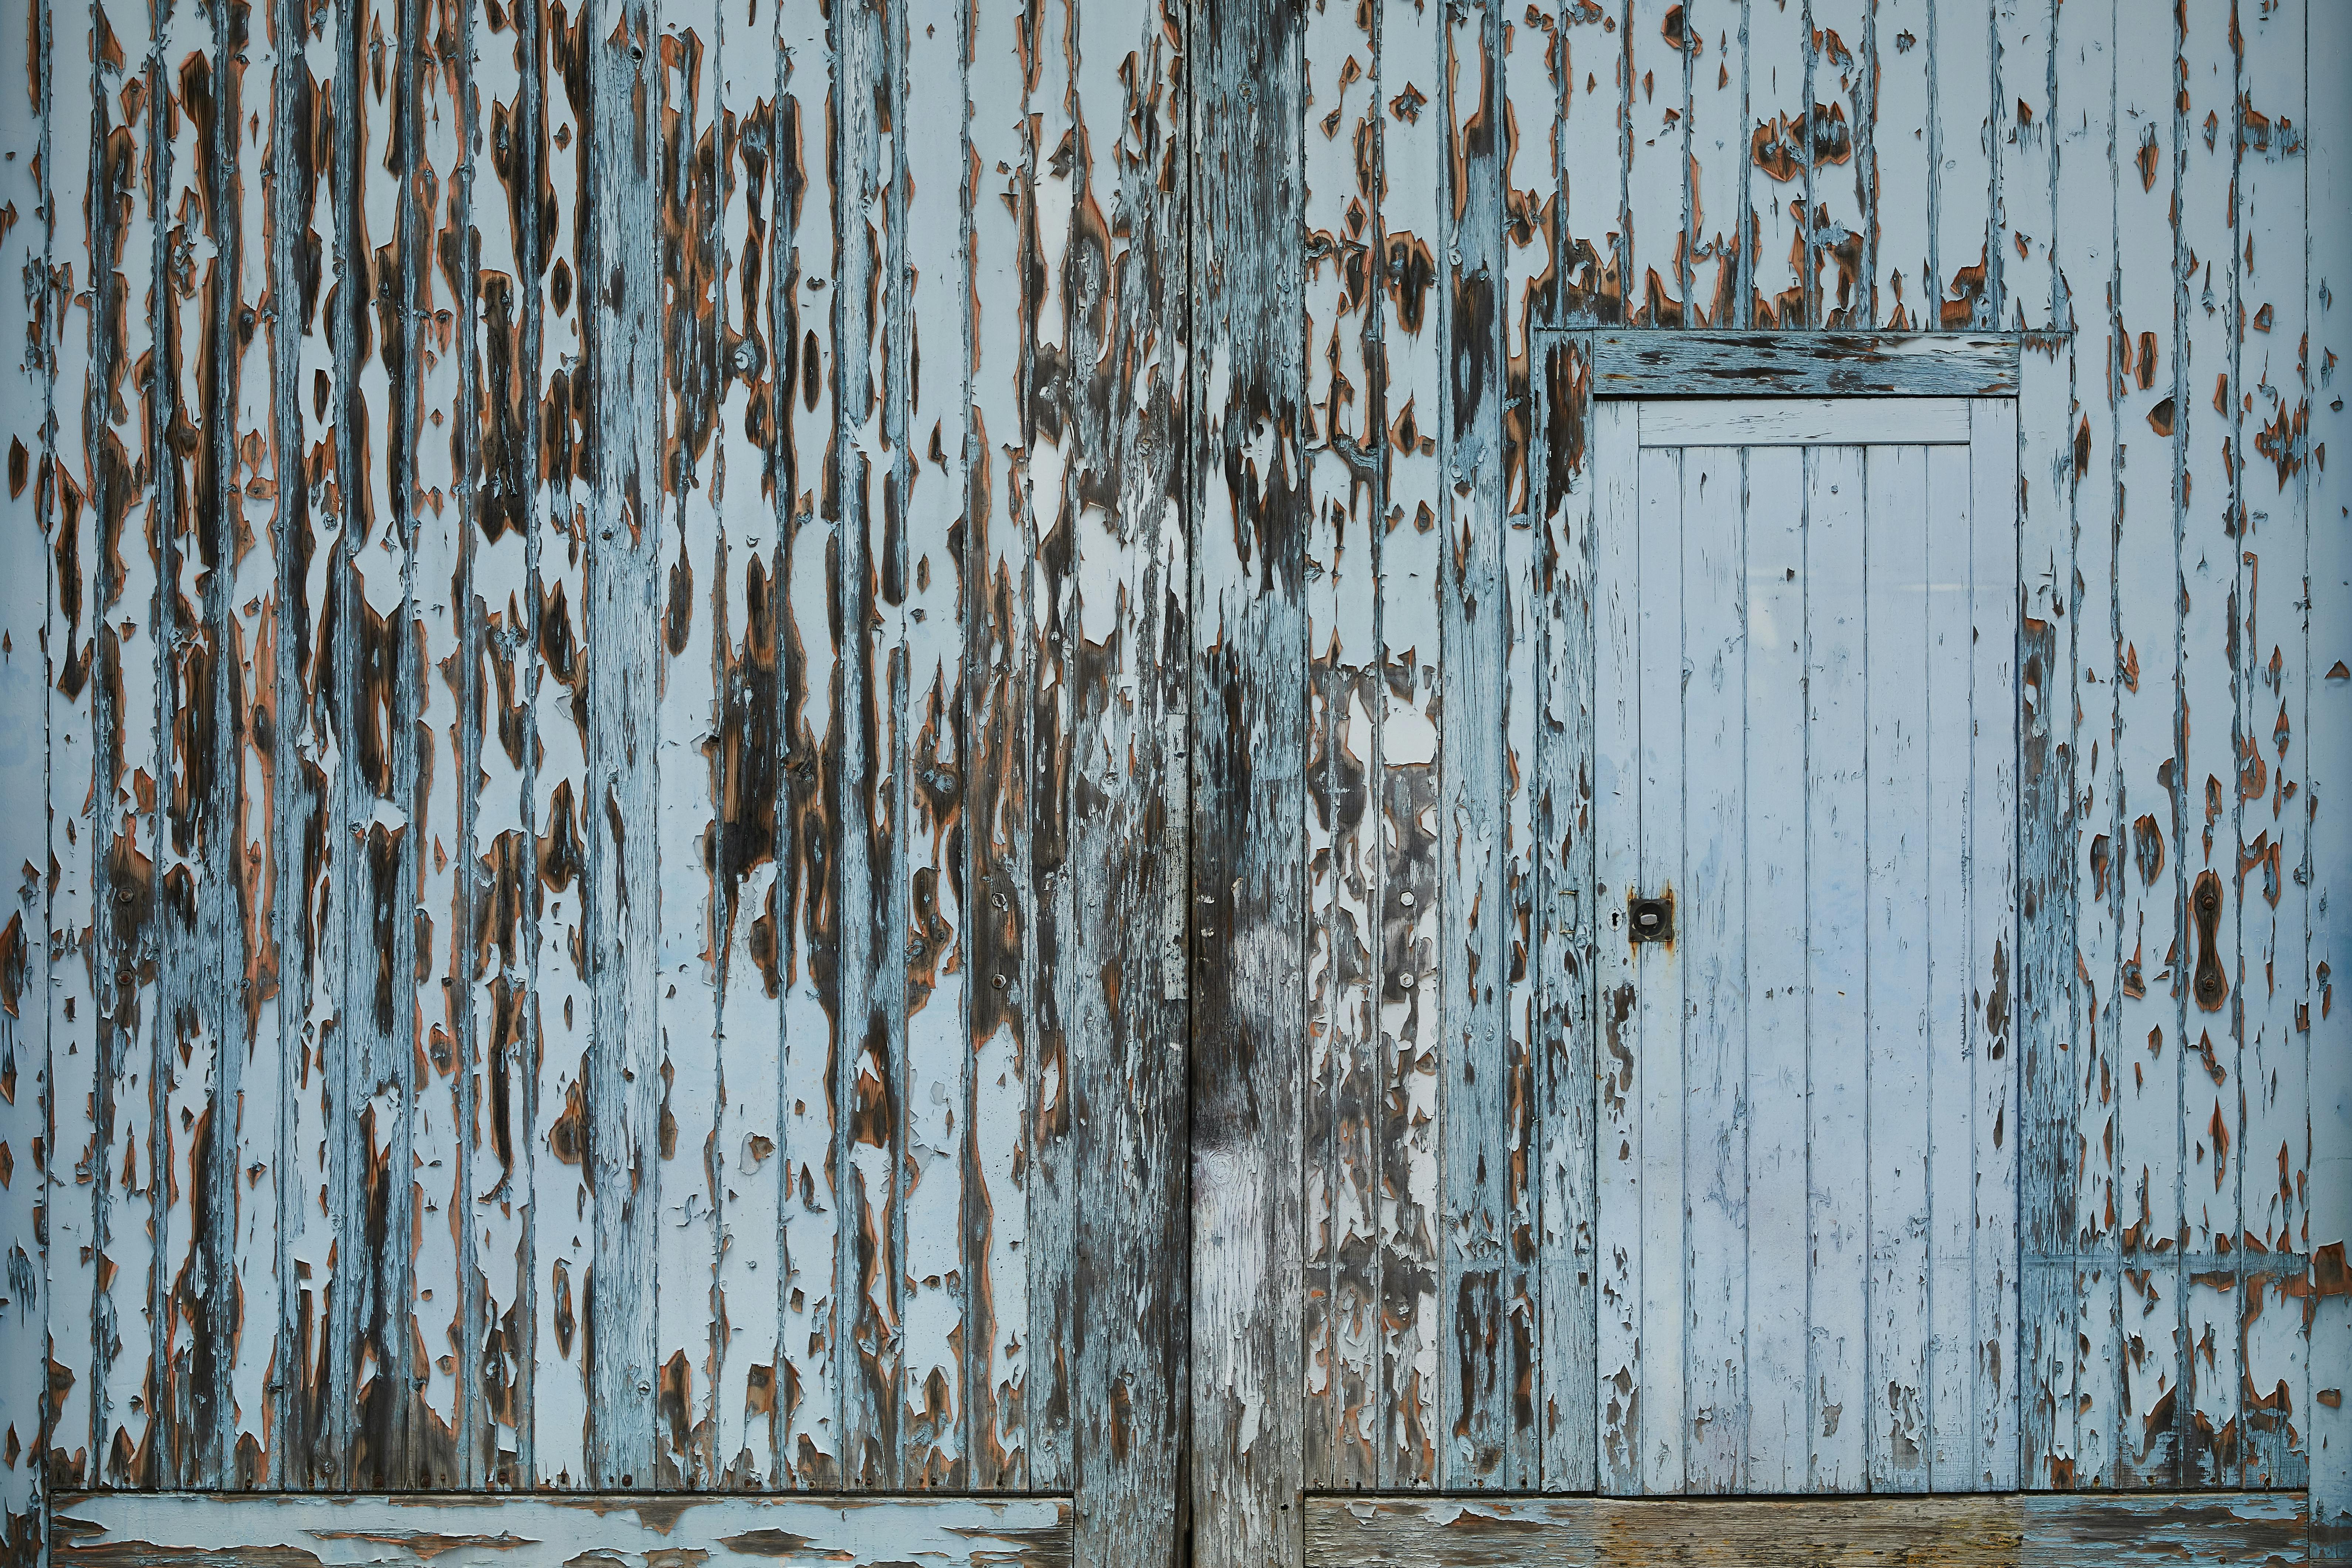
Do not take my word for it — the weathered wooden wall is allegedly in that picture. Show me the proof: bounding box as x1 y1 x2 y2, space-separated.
0 0 1189 1548
1 0 2348 1564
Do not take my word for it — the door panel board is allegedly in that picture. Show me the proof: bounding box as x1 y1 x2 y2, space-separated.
1639 399 1974 448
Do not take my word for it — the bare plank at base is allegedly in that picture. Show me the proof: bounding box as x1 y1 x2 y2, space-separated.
53 1494 1075 1568
1303 1492 2307 1568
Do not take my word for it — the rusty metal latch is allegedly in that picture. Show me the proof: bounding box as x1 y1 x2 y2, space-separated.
1628 892 1673 944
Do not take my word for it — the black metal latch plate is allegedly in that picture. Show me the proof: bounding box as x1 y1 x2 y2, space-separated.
1628 892 1673 944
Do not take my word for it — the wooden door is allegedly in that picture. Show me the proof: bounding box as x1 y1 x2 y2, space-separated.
1589 397 2021 1496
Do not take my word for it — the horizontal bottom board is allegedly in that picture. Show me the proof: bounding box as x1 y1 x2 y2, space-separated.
1306 1493 2308 1567
52 1491 1073 1568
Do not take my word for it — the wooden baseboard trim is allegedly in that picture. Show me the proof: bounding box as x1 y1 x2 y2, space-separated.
51 1491 1074 1567
1305 1491 2308 1567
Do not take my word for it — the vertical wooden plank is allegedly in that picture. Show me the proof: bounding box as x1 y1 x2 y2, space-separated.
527 0 594 1486
1743 0 1807 327
1992 0 2054 331
1049 0 1195 1551
1622 0 1685 326
961 0 1028 1493
2109 1 2181 1490
1497 454 1542 1494
335 0 419 1479
1057 0 1189 1554
406 0 472 1483
1925 440 1979 1488
1532 334 1595 1493
0 0 53 1533
2308 1 2352 1556
705 0 784 1489
1504 1 1562 426
1681 444 1747 1496
1440 0 1520 1491
581 0 665 1487
1871 0 1932 328
463 0 535 1487
832 0 899 1490
151 0 227 1482
2011 1 2072 1497
217 0 284 1486
896 0 969 1489
1589 397 1637 1495
43 0 101 1489
2042 0 2120 1493
91 0 164 1483
2173 0 2239 1488
1864 443 1931 1494
1804 0 1869 327
1928 0 1993 327
1630 444 1682 1499
1742 441 1808 1493
1970 396 2022 1491
649 0 724 1490
1194 0 1302 1552
1684 0 1743 326
1303 0 1379 1490
1804 440 1866 1494
1375 0 1443 1488
1750 0 1815 326
1552 0 1618 322
773 0 841 1490
1017 0 1075 1500
1498 26 1560 1490
2233 0 2308 1496
277 0 347 1481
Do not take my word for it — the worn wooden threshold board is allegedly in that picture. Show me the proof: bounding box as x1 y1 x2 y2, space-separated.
1306 1492 2310 1566
51 1491 1075 1567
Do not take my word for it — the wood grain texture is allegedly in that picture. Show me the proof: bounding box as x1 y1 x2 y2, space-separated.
53 1493 1074 1568
1303 1491 2308 1567
1589 333 2022 397
1191 0 1304 1559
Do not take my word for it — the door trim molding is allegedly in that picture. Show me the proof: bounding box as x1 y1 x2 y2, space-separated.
1636 396 1976 446
1565 330 2022 399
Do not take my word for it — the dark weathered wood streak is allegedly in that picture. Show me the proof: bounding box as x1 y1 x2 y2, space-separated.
1531 333 1595 1492
1055 0 1190 1558
1587 333 2023 397
1191 0 1304 1560
1436 0 1525 1491
581 0 665 1486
